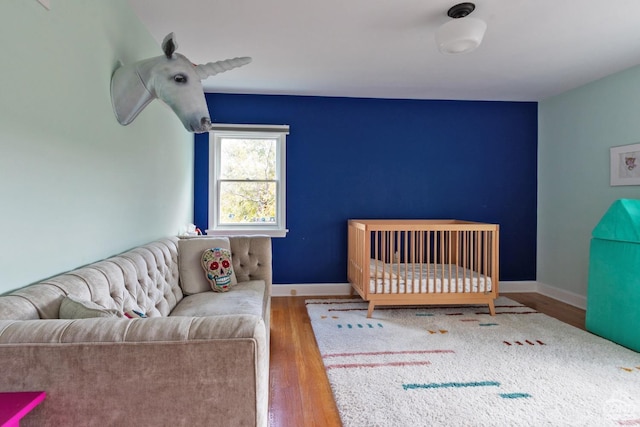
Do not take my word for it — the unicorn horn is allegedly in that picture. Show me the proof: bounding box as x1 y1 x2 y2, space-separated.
195 57 252 80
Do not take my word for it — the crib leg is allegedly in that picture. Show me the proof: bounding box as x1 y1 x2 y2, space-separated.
349 285 355 296
488 300 496 316
367 302 376 318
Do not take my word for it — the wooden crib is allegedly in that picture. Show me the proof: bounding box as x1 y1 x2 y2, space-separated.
348 219 499 318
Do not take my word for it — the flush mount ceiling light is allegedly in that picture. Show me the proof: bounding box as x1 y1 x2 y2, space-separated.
435 2 487 54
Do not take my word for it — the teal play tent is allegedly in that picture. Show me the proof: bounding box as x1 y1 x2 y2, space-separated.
586 199 640 352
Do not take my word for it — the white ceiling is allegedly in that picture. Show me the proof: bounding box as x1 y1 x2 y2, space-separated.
128 0 640 102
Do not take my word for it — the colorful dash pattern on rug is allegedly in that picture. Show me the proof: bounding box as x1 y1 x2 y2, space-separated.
403 380 500 390
305 296 640 427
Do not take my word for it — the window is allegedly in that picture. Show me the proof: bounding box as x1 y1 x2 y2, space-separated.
207 124 289 237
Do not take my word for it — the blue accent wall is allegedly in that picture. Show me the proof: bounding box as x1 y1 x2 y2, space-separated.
195 93 538 284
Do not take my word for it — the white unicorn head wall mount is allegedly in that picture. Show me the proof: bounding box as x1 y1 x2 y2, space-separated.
110 33 251 133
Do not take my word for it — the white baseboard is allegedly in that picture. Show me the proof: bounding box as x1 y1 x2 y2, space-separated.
272 283 352 297
534 281 587 310
499 281 538 293
500 280 586 310
272 281 587 310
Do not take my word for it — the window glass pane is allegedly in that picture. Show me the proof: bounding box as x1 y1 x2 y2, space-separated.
219 181 277 224
220 138 276 180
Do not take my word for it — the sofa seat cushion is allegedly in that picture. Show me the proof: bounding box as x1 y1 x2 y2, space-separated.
170 280 267 319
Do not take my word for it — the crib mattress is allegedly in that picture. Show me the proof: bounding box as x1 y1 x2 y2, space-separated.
369 262 492 294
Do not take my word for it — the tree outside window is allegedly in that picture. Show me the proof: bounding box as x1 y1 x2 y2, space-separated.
219 138 277 224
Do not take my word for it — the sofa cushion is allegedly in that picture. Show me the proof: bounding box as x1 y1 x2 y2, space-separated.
179 237 238 295
201 248 235 292
59 296 123 319
169 280 266 319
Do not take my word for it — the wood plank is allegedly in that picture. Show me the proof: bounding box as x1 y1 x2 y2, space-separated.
507 292 586 330
269 296 342 427
268 297 305 426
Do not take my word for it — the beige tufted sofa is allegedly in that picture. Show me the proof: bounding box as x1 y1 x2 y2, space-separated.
0 235 271 427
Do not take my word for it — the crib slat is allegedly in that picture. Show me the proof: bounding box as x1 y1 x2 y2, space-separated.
461 230 466 293
448 231 453 293
426 231 431 294
452 232 464 292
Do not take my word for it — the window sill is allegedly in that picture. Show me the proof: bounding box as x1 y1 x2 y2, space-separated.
205 229 289 238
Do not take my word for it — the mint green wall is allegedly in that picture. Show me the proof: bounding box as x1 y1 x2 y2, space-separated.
0 1 193 293
538 65 640 297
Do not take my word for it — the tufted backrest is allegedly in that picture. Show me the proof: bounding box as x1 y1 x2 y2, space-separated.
0 238 182 320
229 236 272 287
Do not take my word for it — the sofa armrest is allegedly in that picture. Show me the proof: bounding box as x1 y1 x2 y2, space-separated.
0 315 268 426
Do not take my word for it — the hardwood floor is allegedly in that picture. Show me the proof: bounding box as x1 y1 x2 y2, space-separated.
268 296 344 427
506 292 586 330
268 293 586 427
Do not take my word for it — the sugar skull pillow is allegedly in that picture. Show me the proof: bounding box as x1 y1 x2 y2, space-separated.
201 248 234 292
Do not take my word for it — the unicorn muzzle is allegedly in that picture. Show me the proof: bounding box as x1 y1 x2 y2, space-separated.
190 116 212 133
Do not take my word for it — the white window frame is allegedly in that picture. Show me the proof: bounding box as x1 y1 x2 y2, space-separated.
207 124 289 237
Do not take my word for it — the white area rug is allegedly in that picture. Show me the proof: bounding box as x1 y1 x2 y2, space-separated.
306 297 640 427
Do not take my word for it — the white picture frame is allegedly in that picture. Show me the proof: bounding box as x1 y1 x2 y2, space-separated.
610 143 640 186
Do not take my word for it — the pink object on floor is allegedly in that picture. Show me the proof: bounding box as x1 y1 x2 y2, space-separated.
0 392 46 427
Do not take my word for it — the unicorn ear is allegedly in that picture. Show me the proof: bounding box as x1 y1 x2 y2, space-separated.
195 57 252 80
162 32 177 58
